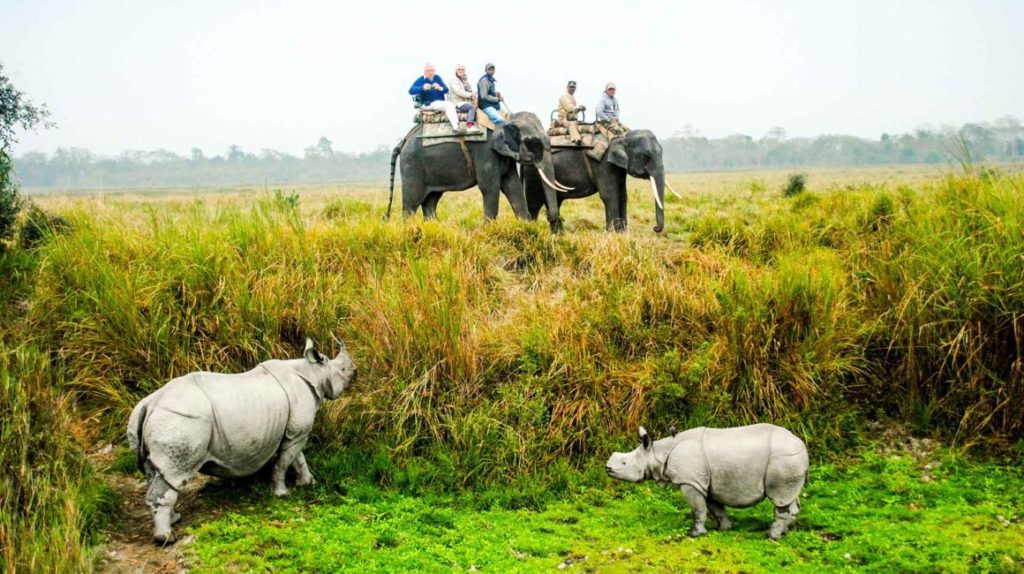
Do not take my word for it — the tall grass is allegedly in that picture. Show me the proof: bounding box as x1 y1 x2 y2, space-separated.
10 170 1018 492
0 343 114 573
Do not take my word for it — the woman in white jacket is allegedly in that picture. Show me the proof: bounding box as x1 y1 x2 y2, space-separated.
451 64 479 131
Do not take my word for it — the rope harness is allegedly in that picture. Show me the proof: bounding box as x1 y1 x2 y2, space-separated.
457 138 475 177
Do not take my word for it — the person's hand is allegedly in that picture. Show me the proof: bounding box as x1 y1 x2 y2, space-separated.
422 83 432 91
578 105 586 111
433 83 443 90
498 93 504 102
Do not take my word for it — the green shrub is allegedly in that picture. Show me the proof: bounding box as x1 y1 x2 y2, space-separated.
0 151 22 248
782 173 806 197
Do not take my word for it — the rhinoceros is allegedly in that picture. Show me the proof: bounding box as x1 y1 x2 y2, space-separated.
127 338 357 543
606 424 809 540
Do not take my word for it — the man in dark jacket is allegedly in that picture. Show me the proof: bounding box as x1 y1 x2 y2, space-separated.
409 62 460 131
477 63 504 127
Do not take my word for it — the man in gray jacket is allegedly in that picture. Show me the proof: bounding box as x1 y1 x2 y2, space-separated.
451 64 479 132
596 82 628 137
477 62 504 127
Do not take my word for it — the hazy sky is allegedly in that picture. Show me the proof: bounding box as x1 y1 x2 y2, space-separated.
2 0 1021 157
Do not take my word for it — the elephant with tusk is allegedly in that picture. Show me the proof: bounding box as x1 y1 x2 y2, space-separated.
606 424 809 540
126 339 357 544
524 129 681 232
388 111 574 232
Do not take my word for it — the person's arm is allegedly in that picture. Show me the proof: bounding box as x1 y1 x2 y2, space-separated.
434 76 449 95
408 76 427 96
451 79 471 100
596 96 610 121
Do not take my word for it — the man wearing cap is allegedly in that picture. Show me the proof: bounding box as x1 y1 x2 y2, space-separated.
477 63 505 127
556 81 586 144
596 82 628 137
408 62 461 132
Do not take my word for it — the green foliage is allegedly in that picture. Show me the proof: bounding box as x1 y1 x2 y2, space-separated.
783 173 807 197
0 62 53 151
186 447 1024 573
18 203 70 249
0 343 116 572
0 151 20 247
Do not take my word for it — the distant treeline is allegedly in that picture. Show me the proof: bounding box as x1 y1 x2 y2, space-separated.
13 118 1024 190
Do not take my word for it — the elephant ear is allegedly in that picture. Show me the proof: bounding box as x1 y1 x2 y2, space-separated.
606 138 629 169
491 123 521 159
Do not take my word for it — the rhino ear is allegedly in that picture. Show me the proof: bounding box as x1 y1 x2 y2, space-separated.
639 426 650 449
304 338 325 365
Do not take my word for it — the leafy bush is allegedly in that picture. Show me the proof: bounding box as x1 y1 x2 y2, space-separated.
782 172 807 197
0 151 22 248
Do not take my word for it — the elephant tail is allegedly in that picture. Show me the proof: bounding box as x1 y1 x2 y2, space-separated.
386 143 401 220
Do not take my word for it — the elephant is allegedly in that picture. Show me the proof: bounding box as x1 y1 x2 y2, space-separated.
523 129 680 232
387 111 571 231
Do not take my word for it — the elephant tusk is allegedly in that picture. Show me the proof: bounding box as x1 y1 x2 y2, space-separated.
553 178 574 192
650 177 664 210
665 182 683 199
539 169 573 193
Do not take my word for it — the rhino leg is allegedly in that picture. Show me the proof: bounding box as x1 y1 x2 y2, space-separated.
707 500 733 531
271 438 308 496
146 472 180 545
292 452 316 487
680 485 709 537
768 499 799 540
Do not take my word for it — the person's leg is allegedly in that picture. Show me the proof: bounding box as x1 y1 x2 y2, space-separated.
443 101 460 131
456 103 477 128
484 106 504 127
568 120 581 143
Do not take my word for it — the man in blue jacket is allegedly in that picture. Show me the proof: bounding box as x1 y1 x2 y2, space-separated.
477 63 504 127
409 62 461 131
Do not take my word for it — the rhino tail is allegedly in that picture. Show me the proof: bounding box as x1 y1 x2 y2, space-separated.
131 402 150 474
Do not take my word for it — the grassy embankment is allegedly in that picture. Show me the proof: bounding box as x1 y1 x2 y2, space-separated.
2 165 1022 571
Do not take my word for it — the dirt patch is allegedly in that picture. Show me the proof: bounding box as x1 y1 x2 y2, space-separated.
89 445 214 574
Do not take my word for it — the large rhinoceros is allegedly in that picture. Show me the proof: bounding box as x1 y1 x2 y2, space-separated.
127 338 357 543
605 424 809 540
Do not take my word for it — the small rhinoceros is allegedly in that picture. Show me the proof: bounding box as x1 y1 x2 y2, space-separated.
606 424 809 540
127 338 356 543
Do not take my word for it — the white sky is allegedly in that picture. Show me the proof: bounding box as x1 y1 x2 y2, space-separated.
2 0 1022 157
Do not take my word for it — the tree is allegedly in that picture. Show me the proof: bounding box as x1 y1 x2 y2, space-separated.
304 136 334 160
227 144 245 162
1 61 53 246
190 147 205 162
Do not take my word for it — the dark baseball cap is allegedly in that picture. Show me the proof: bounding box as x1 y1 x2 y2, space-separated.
567 80 577 87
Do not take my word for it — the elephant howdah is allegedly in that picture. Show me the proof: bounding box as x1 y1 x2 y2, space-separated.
387 111 574 231
606 424 809 540
127 339 357 544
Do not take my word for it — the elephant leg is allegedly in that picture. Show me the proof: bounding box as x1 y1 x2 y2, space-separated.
422 192 442 219
402 180 425 218
707 500 733 531
681 485 709 537
292 452 315 487
271 438 307 497
501 169 531 220
598 187 621 231
146 471 180 544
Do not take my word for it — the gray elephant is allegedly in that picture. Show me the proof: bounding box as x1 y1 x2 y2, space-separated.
606 424 809 540
523 129 680 232
127 339 357 543
387 112 571 231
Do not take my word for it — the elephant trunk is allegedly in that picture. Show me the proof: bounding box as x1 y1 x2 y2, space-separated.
651 166 666 233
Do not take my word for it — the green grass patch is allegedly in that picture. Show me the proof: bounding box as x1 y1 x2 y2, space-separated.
186 449 1024 573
